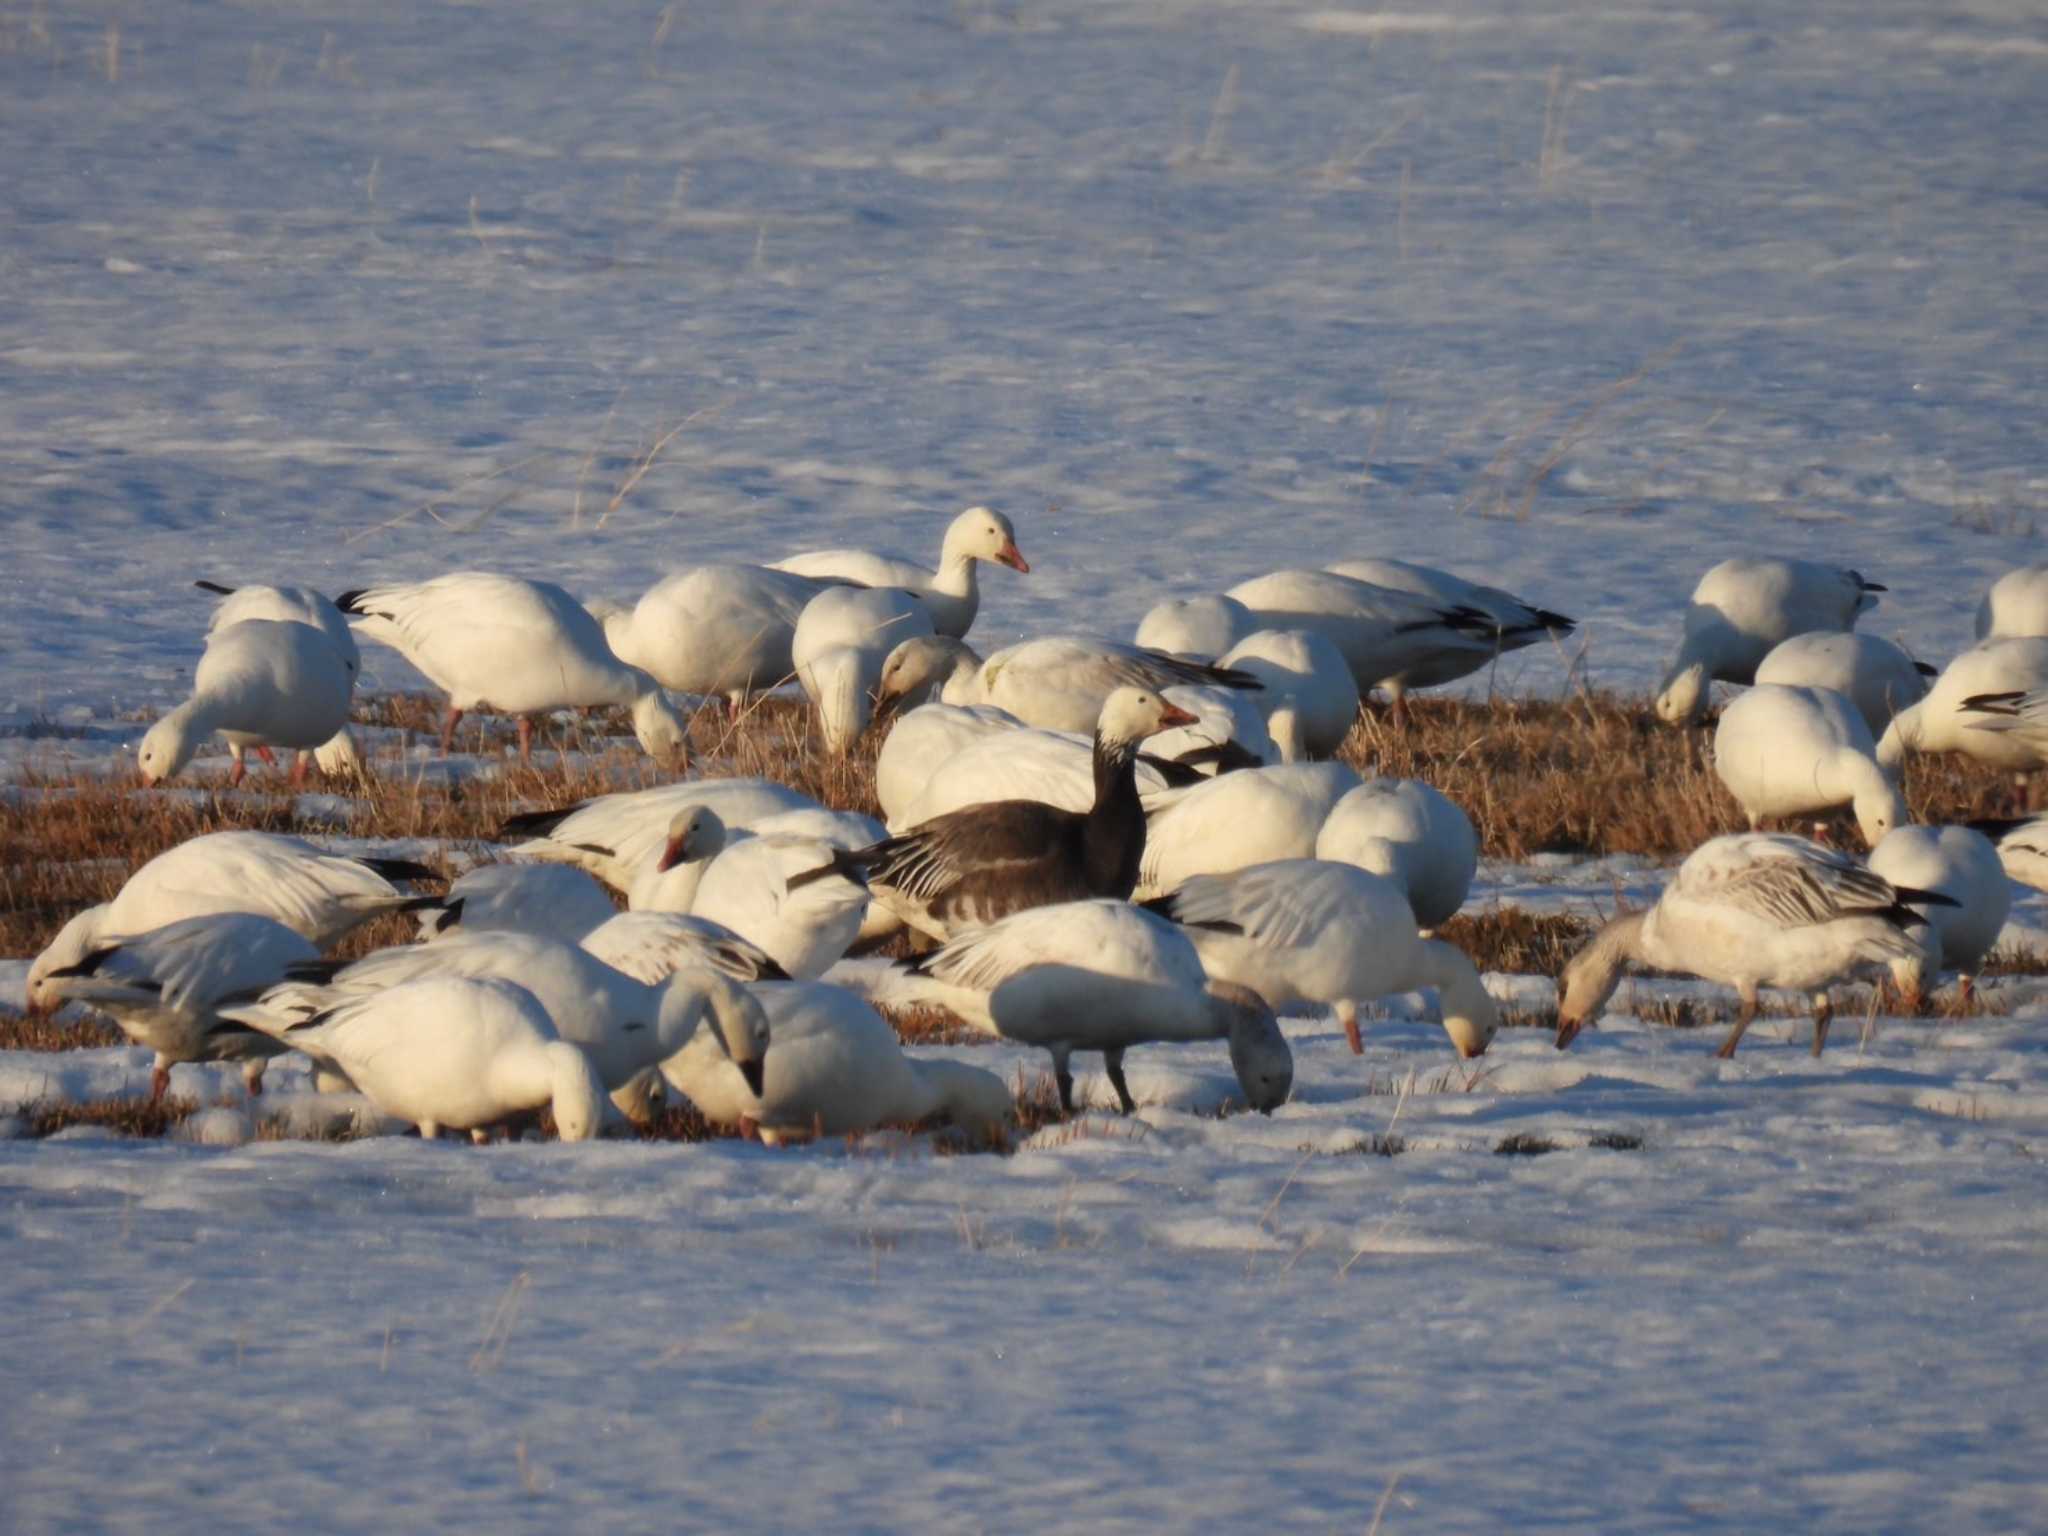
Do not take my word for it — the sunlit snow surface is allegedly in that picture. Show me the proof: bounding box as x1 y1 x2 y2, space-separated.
5 0 2048 1528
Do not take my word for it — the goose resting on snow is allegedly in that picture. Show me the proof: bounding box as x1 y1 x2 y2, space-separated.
1711 684 1906 847
140 619 354 787
772 505 1028 639
1555 833 1953 1057
1653 557 1883 725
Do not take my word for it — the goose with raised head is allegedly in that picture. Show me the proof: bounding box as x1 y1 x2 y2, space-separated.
1133 594 1254 661
1866 825 2010 1006
1147 859 1498 1059
1753 631 1933 737
1877 638 2048 774
1976 565 2048 641
1653 558 1883 725
1215 628 1360 758
496 778 817 894
772 505 1028 639
417 864 618 946
1556 833 1953 1057
1134 761 1363 900
1324 558 1575 708
790 586 937 754
225 976 609 1142
337 572 688 763
847 687 1197 942
910 900 1293 1115
139 619 353 787
1315 778 1478 930
1713 684 1906 847
593 562 827 713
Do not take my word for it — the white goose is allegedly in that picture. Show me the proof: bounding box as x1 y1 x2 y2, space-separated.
873 701 1025 825
1712 684 1906 846
872 633 991 714
1877 638 2048 773
1969 814 2048 895
579 910 785 985
1215 628 1360 758
791 586 936 754
1132 594 1253 660
683 833 871 979
1653 557 1883 725
887 718 1180 831
1753 631 1933 737
1135 761 1363 900
140 619 353 787
1324 558 1575 707
594 563 825 712
1148 859 1499 1058
225 976 609 1142
197 580 363 777
1976 565 2048 641
920 634 1262 735
338 572 689 762
496 778 818 894
34 912 320 1100
1315 779 1479 930
418 863 619 945
772 505 1028 639
1555 832 1951 1058
910 900 1294 1115
1866 825 2011 1005
663 980 1012 1144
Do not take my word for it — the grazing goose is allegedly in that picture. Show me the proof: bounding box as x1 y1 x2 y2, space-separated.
1970 814 2048 896
1315 779 1479 930
1976 565 2048 641
887 718 1182 832
1148 859 1499 1058
417 864 619 945
1753 632 1933 737
139 619 353 787
579 910 785 985
911 900 1293 1115
497 778 817 894
1132 594 1254 661
1712 684 1906 846
1876 639 2048 774
772 505 1028 639
1324 558 1576 707
872 634 991 715
663 980 1012 1144
226 976 609 1142
848 687 1197 942
906 634 1260 735
1653 558 1883 725
1135 762 1363 900
1866 826 2011 1005
1215 628 1360 758
874 701 1025 825
338 572 689 763
36 913 319 1101
684 834 871 978
1555 833 1953 1057
197 580 363 777
1223 568 1500 725
790 586 937 754
594 562 825 712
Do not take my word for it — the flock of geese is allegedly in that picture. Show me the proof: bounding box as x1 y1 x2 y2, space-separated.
25 507 2048 1145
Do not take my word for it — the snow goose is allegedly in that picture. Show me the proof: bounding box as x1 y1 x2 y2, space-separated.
1315 779 1479 930
417 864 618 945
197 580 363 777
664 979 1012 1144
1223 569 1499 725
1215 628 1359 758
772 505 1028 639
580 910 785 984
226 976 609 1142
874 701 1025 824
139 619 353 787
911 900 1293 1115
1133 595 1254 661
1876 639 2048 774
36 912 319 1100
1135 761 1363 900
1753 632 1933 738
887 718 1183 832
872 634 990 714
1865 825 2010 1005
1653 558 1883 725
1142 685 1277 776
1555 832 1953 1057
338 572 689 763
1325 558 1575 706
497 778 817 893
1712 684 1906 846
1968 814 2048 895
1976 565 2048 641
1148 859 1499 1058
791 586 937 753
847 687 1197 941
683 833 872 978
595 562 825 712
926 634 1261 735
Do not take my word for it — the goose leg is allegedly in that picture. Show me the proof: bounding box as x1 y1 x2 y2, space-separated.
1960 973 1976 1009
1715 995 1758 1059
227 754 247 788
516 716 535 765
1811 993 1833 1057
288 753 309 788
439 705 463 756
241 1059 266 1098
1102 1049 1135 1115
1338 998 1363 1055
148 1060 171 1103
253 744 278 769
1388 691 1410 731
1049 1045 1075 1115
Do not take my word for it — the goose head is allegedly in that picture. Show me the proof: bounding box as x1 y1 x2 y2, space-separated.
1214 982 1292 1114
312 726 369 782
1653 661 1710 726
1553 912 1646 1048
26 904 108 1016
1851 780 1910 848
655 805 728 873
137 703 204 787
674 970 772 1098
631 690 691 768
944 505 1029 574
1096 687 1202 753
874 635 983 714
544 1041 609 1142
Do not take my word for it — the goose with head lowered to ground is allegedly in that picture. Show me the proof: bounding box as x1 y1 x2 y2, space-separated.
1712 683 1906 847
139 618 354 788
891 633 1262 736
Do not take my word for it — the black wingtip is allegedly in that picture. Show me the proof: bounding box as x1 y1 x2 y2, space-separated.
1531 608 1577 633
1137 752 1208 789
1959 691 2027 716
333 588 371 616
1966 815 2029 839
496 804 581 841
1913 660 1939 678
282 957 353 986
193 580 236 596
1892 884 1963 911
1860 580 1888 592
357 855 442 885
750 954 792 981
46 946 118 981
785 848 869 893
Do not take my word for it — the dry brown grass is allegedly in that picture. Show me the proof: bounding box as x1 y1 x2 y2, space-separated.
15 1095 205 1139
1438 907 1593 977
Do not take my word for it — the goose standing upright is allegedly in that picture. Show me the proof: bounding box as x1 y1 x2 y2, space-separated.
1865 825 2011 1005
1712 684 1906 846
1653 558 1883 725
1753 632 1933 737
772 505 1028 638
1555 833 1952 1057
593 563 826 713
338 572 688 763
1324 558 1576 709
139 619 353 787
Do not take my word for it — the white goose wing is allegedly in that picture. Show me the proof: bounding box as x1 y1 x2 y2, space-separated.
1672 834 1913 927
581 911 784 984
107 831 440 944
1156 859 1356 949
44 913 319 1016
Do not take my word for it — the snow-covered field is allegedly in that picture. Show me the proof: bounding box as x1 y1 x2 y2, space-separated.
6 0 2048 1529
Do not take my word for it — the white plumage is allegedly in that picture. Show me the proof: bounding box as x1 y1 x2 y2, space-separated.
790 585 937 754
1653 558 1882 725
595 563 826 709
1877 638 2048 773
1976 565 2048 641
1865 825 2011 1000
1135 762 1363 899
874 702 1025 825
1215 628 1359 758
497 779 818 895
936 634 1264 735
685 835 870 979
419 864 619 946
772 505 1027 639
1752 631 1931 737
139 619 353 787
1132 594 1253 660
1315 778 1478 930
1712 684 1906 846
579 911 784 985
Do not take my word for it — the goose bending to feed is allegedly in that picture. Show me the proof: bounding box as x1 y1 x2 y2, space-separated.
1147 859 1498 1058
685 833 871 978
197 580 363 777
1969 813 2048 895
418 864 619 945
594 563 825 713
665 980 1012 1144
1976 565 2048 641
1712 684 1905 846
1133 595 1253 661
1325 558 1576 708
847 687 1196 942
37 913 319 1101
1653 558 1883 725
871 633 992 715
338 572 688 763
579 911 785 985
1876 639 2048 775
1315 779 1479 930
886 715 1184 832
140 619 353 787
1866 826 2010 1005
1753 632 1933 737
226 976 609 1142
791 586 936 754
1555 833 1954 1058
1223 569 1501 726
912 900 1293 1115
772 505 1028 639
1215 628 1360 758
1135 762 1363 900
882 633 1259 735
497 778 817 894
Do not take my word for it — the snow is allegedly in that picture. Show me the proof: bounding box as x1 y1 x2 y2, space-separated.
6 0 2048 1527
